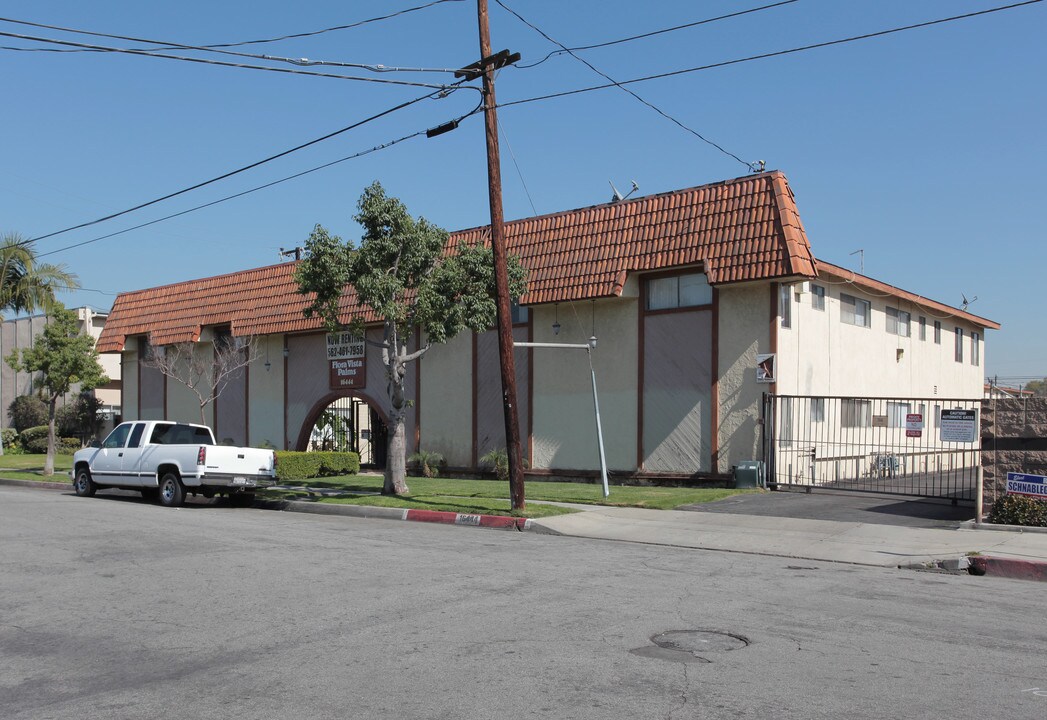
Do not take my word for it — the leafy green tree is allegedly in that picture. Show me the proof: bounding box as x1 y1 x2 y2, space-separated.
1025 379 1047 397
56 393 104 441
5 304 108 475
295 181 526 495
0 232 78 316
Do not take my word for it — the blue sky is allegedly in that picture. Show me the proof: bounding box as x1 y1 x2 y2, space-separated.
1 0 1044 382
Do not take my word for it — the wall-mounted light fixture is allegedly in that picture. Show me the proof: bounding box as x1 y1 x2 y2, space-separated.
265 340 271 372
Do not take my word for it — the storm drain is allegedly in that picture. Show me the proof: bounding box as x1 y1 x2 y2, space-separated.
630 630 750 664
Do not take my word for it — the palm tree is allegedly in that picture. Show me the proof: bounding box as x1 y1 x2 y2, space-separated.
0 233 79 316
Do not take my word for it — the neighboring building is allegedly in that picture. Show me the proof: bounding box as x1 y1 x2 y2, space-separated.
984 383 1035 399
96 171 998 479
0 307 122 434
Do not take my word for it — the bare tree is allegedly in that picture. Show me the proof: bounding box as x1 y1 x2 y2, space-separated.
141 334 260 425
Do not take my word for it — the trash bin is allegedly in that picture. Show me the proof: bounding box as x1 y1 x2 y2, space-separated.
734 460 764 489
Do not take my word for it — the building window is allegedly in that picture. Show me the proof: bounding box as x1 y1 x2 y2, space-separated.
971 332 980 366
955 327 964 362
811 284 826 311
918 316 927 341
779 284 792 328
886 307 911 337
934 405 941 428
510 301 529 324
840 293 871 328
841 399 872 428
810 398 825 423
887 401 911 428
780 397 794 447
646 272 712 310
934 320 941 344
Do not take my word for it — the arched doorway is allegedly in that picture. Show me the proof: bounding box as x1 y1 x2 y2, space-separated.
296 392 389 470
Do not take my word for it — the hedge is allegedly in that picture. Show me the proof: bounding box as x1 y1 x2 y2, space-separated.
988 494 1047 527
24 434 82 454
275 451 360 481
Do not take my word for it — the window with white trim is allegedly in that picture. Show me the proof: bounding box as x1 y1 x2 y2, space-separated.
887 401 911 428
779 284 792 328
934 320 941 344
810 398 825 422
971 332 980 366
918 316 926 341
841 399 872 427
955 327 964 362
840 293 871 328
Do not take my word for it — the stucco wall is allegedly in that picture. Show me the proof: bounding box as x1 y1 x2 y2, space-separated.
643 309 712 473
531 299 638 471
716 283 771 473
247 335 284 449
418 331 473 467
776 280 985 399
122 351 139 421
475 326 530 464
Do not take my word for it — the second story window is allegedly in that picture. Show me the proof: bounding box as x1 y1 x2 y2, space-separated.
840 293 870 328
955 327 964 362
779 284 792 328
971 332 981 366
934 320 942 344
811 284 826 311
646 272 712 311
886 307 911 337
919 316 927 340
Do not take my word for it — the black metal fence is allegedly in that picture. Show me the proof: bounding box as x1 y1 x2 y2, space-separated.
762 394 980 501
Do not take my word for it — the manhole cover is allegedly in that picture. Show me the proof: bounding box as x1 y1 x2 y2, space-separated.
630 630 750 663
652 630 749 655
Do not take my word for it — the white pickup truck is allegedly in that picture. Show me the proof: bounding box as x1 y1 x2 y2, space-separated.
71 420 276 507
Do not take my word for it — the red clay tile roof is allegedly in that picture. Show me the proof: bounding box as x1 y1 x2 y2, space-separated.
815 260 1000 329
97 171 816 352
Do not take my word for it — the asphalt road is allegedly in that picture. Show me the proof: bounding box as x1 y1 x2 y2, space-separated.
2 486 1045 720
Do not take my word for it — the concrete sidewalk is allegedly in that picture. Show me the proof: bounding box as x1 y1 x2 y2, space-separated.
529 505 1047 577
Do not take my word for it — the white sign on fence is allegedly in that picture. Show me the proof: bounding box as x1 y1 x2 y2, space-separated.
939 408 977 443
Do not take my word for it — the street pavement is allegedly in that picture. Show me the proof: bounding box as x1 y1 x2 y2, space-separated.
4 478 1047 579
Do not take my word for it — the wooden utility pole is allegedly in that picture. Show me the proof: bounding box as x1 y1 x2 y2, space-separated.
475 0 525 510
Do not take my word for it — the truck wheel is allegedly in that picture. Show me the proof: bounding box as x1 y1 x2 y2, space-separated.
73 468 97 497
158 472 185 508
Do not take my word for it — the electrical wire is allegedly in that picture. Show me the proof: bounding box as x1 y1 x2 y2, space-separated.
495 0 755 171
23 84 477 247
499 0 1044 109
0 15 463 73
0 1 464 52
36 97 485 259
516 0 800 69
0 30 456 88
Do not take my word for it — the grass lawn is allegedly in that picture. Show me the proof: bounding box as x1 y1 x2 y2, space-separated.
262 475 758 513
0 454 73 481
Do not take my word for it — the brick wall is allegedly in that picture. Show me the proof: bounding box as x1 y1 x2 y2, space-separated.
981 397 1047 504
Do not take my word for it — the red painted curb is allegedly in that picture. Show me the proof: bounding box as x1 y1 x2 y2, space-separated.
403 508 530 531
969 556 1047 582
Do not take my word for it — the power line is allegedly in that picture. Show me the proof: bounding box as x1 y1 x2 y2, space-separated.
36 98 485 259
516 0 800 69
0 15 462 74
0 1 465 52
495 0 756 171
0 30 456 88
25 85 476 247
499 0 1044 109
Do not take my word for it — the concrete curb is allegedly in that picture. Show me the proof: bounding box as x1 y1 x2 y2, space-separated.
259 498 536 531
968 555 1047 582
0 477 69 491
958 519 1047 534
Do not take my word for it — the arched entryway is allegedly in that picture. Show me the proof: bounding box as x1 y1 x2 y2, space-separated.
295 391 389 470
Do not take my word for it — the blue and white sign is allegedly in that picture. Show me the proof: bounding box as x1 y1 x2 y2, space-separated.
1006 472 1047 499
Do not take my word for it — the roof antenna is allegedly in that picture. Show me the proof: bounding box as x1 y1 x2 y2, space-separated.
849 248 864 274
750 160 766 173
609 180 639 203
960 293 978 311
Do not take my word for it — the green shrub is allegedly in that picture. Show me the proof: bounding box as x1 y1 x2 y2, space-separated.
988 494 1047 527
479 448 528 482
8 395 47 433
1 427 17 450
19 425 50 452
275 451 359 481
24 433 81 454
59 437 83 453
408 449 444 478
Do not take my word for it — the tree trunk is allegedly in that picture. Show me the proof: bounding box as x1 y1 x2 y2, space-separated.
44 396 57 476
383 407 409 495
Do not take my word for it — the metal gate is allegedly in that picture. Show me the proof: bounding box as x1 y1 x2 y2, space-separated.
762 394 980 501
